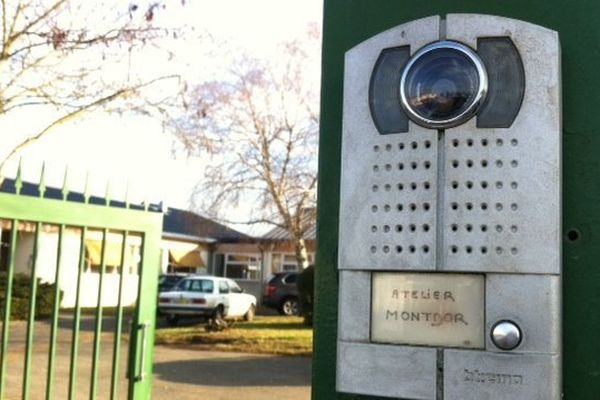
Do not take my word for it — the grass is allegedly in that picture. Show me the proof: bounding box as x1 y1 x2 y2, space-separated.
155 316 313 356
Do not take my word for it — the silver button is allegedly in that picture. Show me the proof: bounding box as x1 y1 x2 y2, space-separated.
491 320 522 350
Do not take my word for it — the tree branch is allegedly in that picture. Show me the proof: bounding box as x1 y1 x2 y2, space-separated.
0 74 179 173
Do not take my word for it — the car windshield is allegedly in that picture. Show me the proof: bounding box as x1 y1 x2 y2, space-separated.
159 275 180 285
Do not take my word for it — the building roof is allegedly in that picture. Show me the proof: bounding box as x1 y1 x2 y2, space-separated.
0 178 249 243
262 209 316 241
162 208 251 243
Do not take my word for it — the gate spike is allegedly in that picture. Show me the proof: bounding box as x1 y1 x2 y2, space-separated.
61 167 69 201
15 158 23 195
125 180 131 209
39 162 46 198
84 171 91 204
105 180 112 207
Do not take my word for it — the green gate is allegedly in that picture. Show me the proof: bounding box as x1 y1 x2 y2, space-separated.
0 169 161 400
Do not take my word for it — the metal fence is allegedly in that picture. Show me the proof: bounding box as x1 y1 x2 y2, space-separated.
0 165 162 400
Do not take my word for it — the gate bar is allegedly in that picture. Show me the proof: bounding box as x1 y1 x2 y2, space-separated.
22 221 42 400
0 220 18 399
110 231 129 400
90 228 108 400
46 224 65 400
68 227 87 400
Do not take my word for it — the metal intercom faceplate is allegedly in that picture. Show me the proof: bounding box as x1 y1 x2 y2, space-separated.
337 14 561 400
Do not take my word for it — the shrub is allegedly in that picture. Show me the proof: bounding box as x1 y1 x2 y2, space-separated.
297 264 314 326
0 273 61 320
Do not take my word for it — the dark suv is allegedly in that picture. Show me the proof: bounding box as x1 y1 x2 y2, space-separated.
262 272 299 316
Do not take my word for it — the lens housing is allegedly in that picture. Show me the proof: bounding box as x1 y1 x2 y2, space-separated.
400 41 488 129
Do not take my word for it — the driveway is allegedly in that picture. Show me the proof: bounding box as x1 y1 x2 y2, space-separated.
0 316 311 399
153 346 311 400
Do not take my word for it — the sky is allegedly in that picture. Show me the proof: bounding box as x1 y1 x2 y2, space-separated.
0 0 323 234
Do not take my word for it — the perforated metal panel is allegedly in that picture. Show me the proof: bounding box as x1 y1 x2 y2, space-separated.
442 14 561 274
338 16 440 271
338 15 560 275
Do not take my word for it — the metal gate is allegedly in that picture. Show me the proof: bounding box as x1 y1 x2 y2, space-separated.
0 170 161 400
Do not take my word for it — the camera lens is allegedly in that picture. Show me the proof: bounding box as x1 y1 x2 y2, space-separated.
400 41 487 129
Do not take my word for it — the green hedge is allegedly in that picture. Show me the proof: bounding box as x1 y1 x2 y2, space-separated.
297 264 314 326
0 273 61 320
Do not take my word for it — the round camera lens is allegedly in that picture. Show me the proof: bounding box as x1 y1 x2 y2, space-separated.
400 41 487 128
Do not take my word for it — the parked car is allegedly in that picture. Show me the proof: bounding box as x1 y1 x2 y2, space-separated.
158 273 188 292
158 276 257 326
262 272 299 316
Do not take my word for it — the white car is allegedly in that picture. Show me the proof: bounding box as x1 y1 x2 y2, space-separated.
158 276 257 326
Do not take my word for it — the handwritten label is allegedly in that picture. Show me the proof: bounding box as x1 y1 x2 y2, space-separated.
371 273 484 348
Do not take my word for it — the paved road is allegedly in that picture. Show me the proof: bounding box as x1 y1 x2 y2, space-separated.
153 346 311 400
0 316 311 399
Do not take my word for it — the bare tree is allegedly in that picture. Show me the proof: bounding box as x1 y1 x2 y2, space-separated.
0 0 181 176
172 26 320 269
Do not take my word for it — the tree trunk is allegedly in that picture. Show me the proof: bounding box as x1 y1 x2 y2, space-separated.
295 237 309 270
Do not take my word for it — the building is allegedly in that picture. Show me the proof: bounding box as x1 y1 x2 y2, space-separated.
0 179 315 306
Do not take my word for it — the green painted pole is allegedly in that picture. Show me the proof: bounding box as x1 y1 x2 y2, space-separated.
22 222 42 400
316 1 600 399
46 224 65 400
0 220 18 398
110 231 129 400
68 227 87 400
90 228 109 400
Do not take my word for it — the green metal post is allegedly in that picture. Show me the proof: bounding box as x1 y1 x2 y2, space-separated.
315 1 600 399
0 220 18 398
110 231 129 400
22 222 42 400
68 227 87 400
90 228 108 400
46 224 65 400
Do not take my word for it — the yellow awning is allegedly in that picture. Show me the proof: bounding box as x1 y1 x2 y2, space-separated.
168 248 205 268
85 239 125 266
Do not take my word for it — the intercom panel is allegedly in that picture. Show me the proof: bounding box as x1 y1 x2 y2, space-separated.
337 14 561 400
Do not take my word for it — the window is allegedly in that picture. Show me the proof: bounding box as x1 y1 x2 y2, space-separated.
189 279 214 294
272 253 314 273
216 254 260 280
174 279 192 291
227 280 243 293
219 281 229 294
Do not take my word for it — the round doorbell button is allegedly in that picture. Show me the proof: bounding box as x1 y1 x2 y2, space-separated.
491 320 522 350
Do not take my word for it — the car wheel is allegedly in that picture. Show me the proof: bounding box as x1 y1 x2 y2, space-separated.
166 314 179 327
244 305 256 322
280 297 299 316
214 305 225 321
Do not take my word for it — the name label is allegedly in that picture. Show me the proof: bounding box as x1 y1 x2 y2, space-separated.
371 273 485 348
